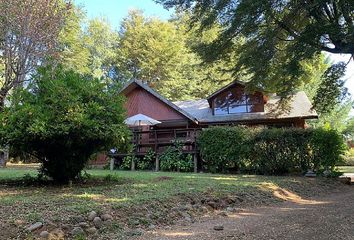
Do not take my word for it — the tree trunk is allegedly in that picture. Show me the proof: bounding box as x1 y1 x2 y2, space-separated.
0 93 5 112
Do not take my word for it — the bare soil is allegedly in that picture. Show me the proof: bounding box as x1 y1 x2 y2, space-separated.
143 186 354 240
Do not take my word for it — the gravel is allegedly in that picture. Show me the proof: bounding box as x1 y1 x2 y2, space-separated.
144 187 354 240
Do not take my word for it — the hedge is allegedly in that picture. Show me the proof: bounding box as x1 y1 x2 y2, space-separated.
197 126 346 175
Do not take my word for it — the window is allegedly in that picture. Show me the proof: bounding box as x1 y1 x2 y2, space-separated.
213 88 264 115
229 104 247 113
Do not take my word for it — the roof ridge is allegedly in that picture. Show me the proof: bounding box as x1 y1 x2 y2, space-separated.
120 79 198 124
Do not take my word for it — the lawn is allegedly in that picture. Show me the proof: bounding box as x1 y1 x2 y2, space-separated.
337 166 354 173
0 167 348 240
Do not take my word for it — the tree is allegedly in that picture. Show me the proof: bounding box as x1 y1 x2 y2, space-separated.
343 117 354 140
84 18 119 80
0 66 129 183
117 10 234 100
299 54 353 131
59 8 119 82
58 6 91 76
156 0 354 104
0 0 71 110
117 10 187 94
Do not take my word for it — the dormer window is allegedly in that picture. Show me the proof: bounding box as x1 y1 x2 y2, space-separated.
213 87 264 115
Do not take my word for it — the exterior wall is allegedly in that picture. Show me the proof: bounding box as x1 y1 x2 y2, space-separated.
125 87 187 121
294 119 306 128
90 86 190 166
89 153 108 166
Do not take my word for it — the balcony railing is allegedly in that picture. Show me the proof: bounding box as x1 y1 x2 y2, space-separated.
131 128 201 154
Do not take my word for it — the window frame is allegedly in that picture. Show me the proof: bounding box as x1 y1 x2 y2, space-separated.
213 92 264 115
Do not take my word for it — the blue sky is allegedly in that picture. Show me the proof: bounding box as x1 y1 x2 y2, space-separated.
74 0 171 29
74 0 354 98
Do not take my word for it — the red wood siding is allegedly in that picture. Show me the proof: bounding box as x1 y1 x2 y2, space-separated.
89 153 108 166
125 87 187 121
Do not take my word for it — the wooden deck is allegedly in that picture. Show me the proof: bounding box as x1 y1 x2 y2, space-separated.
110 128 201 172
115 128 201 155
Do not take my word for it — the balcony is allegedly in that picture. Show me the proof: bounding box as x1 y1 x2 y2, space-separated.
131 128 200 155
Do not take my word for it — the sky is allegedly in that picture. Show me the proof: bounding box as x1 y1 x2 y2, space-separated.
74 0 354 97
75 0 172 28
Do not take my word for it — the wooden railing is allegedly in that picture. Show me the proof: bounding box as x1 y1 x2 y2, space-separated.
131 128 201 154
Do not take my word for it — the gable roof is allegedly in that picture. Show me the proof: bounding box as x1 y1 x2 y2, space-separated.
174 91 318 123
120 79 198 123
207 80 247 102
206 80 266 107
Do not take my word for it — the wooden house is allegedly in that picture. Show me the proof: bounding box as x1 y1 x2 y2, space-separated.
99 79 317 169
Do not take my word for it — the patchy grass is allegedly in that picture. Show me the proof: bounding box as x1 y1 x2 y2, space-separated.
0 168 349 240
0 168 37 181
337 166 354 173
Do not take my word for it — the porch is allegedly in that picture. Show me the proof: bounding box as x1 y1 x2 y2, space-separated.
131 128 200 154
110 128 201 172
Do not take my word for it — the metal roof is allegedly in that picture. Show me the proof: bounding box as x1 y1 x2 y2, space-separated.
120 79 318 124
174 91 318 123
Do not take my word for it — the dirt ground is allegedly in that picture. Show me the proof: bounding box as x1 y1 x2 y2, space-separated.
143 186 354 240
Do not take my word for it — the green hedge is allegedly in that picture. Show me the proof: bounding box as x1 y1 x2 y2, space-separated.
159 141 193 172
196 126 252 173
198 126 346 175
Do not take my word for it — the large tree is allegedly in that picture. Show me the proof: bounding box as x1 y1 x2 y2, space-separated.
156 0 354 106
59 8 119 82
0 0 70 110
299 54 353 130
117 10 188 95
0 66 129 183
117 10 234 100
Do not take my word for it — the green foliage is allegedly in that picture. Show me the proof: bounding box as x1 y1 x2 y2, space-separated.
341 116 354 140
0 66 129 183
298 55 353 132
138 148 156 170
58 8 234 101
157 0 354 102
59 6 119 82
197 126 251 173
120 149 156 171
120 155 136 170
248 128 311 175
198 126 346 175
159 141 193 172
308 100 353 133
310 128 347 171
116 10 234 100
312 62 348 114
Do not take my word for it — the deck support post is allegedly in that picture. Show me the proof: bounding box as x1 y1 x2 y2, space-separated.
0 147 9 168
155 155 159 172
109 157 115 171
131 156 136 171
193 154 198 173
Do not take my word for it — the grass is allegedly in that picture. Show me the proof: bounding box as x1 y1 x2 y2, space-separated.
337 166 354 173
0 168 37 181
0 167 349 239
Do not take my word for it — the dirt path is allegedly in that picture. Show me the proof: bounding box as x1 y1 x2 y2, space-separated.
143 187 354 240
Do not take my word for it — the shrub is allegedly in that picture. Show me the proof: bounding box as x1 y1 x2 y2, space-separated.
0 66 130 183
159 140 193 172
198 126 346 175
337 148 354 166
310 128 347 171
120 155 137 170
249 128 313 175
137 148 155 170
197 126 251 173
119 149 156 170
